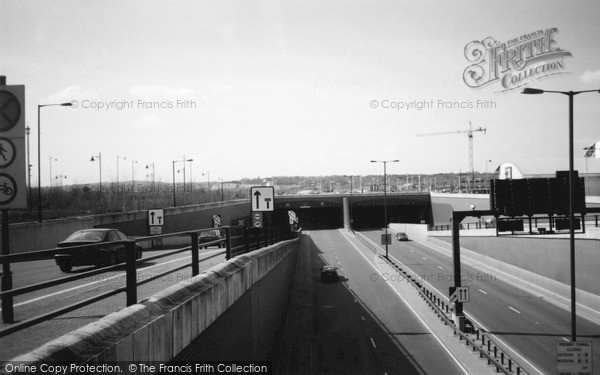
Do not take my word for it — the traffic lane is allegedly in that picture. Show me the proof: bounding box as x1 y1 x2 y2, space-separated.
3 249 225 323
309 230 412 374
0 251 225 361
6 248 222 305
362 230 600 375
308 230 464 374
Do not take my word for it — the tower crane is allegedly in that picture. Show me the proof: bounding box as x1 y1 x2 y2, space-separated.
417 122 486 192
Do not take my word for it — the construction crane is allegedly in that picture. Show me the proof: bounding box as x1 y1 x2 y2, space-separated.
417 122 486 192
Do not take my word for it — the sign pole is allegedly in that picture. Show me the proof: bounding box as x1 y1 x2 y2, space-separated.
0 76 15 323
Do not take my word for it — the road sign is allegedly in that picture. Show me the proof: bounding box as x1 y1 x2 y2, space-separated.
253 212 263 228
288 210 298 225
250 186 275 212
556 341 592 375
213 214 221 228
0 85 26 209
148 209 164 226
381 233 391 245
449 286 470 303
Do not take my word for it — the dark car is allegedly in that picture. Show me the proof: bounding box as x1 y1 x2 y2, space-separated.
54 229 143 272
198 229 225 248
320 265 339 282
396 232 409 241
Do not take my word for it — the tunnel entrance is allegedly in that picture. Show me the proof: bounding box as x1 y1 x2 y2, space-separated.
274 194 432 230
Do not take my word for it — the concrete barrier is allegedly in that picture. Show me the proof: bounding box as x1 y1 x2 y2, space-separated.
5 237 299 368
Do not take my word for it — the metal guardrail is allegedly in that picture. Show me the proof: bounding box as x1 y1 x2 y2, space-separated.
431 214 600 232
0 225 296 338
352 231 527 374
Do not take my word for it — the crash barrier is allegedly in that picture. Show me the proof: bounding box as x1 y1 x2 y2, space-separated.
3 237 299 370
352 231 527 375
0 225 297 335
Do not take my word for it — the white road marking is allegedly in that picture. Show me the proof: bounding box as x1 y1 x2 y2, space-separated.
437 266 444 270
422 257 428 261
6 249 224 309
478 289 487 295
370 337 377 349
561 337 570 342
355 232 545 375
341 230 470 375
509 306 521 314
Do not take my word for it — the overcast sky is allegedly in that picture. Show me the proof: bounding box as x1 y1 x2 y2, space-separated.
2 0 600 186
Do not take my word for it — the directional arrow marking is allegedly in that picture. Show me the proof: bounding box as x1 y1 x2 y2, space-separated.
254 190 261 210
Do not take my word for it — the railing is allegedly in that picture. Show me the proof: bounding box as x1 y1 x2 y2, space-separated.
0 225 296 338
352 231 527 374
430 214 600 232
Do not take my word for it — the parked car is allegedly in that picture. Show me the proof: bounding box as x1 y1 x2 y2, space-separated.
54 229 143 273
198 229 225 248
320 265 339 282
396 232 409 241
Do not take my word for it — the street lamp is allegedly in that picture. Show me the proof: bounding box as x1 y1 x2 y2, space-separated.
172 158 193 206
131 159 138 192
37 102 72 222
145 163 155 190
49 156 57 187
485 159 492 194
116 155 126 189
522 86 600 342
90 153 102 191
371 159 399 259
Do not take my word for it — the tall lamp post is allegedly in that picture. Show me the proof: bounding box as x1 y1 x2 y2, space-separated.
371 160 399 259
37 102 72 222
522 87 600 342
485 159 492 194
90 153 102 191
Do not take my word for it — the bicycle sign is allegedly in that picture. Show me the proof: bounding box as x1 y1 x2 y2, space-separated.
0 174 17 204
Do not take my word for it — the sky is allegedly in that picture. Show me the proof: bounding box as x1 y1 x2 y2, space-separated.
2 0 600 187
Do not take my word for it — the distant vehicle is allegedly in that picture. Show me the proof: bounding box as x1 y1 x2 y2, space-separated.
396 232 409 241
198 229 225 248
54 229 143 273
320 265 339 282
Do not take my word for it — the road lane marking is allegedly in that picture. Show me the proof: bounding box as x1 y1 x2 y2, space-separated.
422 257 428 261
341 231 470 375
369 336 378 350
6 249 224 309
478 289 487 295
509 306 521 314
355 231 545 375
437 266 444 270
561 337 569 342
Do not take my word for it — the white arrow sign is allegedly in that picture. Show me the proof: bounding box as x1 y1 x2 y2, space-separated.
148 209 164 226
250 186 275 212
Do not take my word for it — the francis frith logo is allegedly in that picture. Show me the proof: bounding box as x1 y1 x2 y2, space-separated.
463 27 572 92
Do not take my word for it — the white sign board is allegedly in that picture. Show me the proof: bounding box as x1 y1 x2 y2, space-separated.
148 209 164 226
250 186 275 212
557 341 592 375
449 286 470 303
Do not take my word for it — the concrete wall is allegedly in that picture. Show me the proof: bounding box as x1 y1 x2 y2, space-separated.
7 237 299 367
1 200 250 254
0 217 95 254
430 193 490 225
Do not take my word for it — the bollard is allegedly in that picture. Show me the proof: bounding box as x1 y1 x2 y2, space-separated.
508 359 512 371
500 352 504 364
225 227 232 259
125 240 138 306
191 232 199 276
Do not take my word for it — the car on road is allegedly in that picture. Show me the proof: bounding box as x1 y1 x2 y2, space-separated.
54 228 143 273
198 229 225 248
320 265 339 282
396 232 409 241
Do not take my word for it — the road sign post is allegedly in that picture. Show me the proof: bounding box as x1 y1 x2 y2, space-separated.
148 209 165 246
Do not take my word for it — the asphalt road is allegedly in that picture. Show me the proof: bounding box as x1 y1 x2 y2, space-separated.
361 230 600 375
0 247 226 361
278 229 470 374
